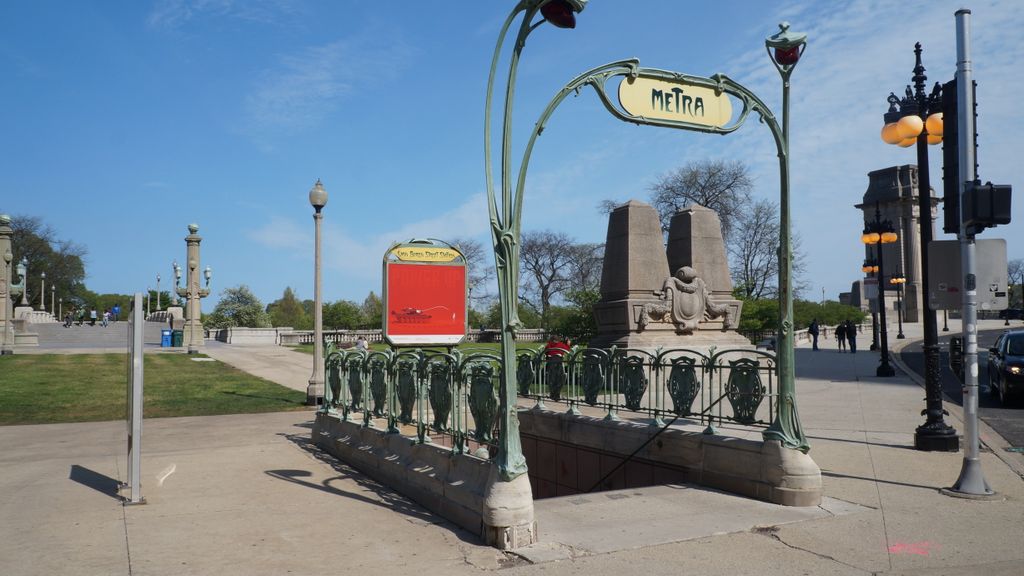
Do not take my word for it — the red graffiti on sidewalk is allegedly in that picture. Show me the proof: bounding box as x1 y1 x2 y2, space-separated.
888 541 938 556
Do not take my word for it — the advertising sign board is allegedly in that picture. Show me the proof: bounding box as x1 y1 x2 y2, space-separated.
383 240 467 346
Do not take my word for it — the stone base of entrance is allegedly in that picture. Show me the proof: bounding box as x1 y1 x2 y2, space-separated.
518 408 821 507
313 413 537 550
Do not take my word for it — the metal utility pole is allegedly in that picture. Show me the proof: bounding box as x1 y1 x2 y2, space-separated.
946 8 992 497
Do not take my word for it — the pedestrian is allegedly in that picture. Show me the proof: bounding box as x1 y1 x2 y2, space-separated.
90 308 97 326
809 318 820 351
846 320 857 353
836 322 847 352
101 309 110 327
63 311 72 328
76 308 84 326
112 304 120 323
355 335 368 351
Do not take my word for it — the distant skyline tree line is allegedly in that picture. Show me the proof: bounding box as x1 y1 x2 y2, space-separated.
9 157 1021 339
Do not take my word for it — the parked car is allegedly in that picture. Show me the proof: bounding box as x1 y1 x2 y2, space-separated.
987 329 1024 405
998 308 1023 320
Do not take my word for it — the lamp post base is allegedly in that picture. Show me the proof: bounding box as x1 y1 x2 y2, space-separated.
306 381 324 406
876 363 895 377
914 424 960 452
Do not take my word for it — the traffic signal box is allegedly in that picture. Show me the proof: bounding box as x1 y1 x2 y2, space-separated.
941 77 1012 237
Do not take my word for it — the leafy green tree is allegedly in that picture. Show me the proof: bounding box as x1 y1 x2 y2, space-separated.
360 292 383 329
206 285 271 328
550 289 600 344
267 287 309 329
5 214 88 304
323 299 363 330
484 300 542 329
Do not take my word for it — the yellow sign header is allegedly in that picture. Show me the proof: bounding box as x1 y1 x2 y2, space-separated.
391 246 461 263
618 76 733 128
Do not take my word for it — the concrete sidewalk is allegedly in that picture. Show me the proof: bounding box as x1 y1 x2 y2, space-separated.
1 322 1022 575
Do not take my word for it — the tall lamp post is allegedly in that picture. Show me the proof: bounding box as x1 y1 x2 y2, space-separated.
879 42 958 451
307 179 328 405
862 203 897 377
39 272 45 312
890 274 906 339
50 285 55 319
156 274 161 311
862 259 880 350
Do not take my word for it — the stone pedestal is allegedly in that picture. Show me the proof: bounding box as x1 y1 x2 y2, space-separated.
591 200 670 349
591 200 747 353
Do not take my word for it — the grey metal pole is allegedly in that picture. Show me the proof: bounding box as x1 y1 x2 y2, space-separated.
947 8 992 497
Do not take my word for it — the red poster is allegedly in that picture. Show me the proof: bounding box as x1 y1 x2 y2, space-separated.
385 262 467 345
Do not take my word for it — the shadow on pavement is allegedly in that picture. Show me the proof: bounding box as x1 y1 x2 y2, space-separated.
271 432 481 545
805 434 916 451
69 464 122 501
821 470 942 492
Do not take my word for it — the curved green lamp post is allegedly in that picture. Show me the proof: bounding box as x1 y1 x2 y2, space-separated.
484 0 587 482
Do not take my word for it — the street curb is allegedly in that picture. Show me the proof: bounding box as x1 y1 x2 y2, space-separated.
890 332 1024 480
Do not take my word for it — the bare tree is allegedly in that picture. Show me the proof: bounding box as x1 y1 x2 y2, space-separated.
449 237 494 307
1008 258 1024 308
566 242 604 293
649 159 753 239
519 230 575 322
727 199 807 299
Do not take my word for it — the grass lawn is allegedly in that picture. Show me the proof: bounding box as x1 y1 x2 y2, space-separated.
0 353 309 425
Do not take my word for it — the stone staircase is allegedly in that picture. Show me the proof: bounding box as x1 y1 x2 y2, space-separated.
32 321 168 348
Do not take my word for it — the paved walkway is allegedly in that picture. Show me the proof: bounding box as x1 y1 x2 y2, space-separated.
1 320 1022 575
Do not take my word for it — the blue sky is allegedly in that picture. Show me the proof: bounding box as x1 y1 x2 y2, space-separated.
2 0 1021 312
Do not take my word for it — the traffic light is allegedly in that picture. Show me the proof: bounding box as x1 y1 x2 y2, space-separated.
962 180 1012 235
940 78 980 235
941 79 959 234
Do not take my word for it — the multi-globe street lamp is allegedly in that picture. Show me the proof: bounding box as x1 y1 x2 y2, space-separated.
156 273 162 311
879 42 958 451
307 179 328 406
50 285 55 319
39 272 45 312
862 204 897 377
890 274 906 339
861 259 880 351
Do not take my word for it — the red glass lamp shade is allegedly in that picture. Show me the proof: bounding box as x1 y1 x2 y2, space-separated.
774 46 801 65
541 0 576 29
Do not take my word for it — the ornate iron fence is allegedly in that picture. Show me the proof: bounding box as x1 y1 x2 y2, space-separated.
321 343 778 456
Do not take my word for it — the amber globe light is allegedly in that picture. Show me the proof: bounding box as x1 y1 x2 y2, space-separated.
896 114 923 139
862 231 880 244
881 123 903 144
897 138 916 148
925 112 943 136
881 231 898 244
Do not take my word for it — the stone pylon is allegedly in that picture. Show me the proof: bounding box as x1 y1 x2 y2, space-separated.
0 215 14 354
175 224 211 353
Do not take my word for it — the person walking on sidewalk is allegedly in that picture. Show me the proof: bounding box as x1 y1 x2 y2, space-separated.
809 318 820 351
836 322 847 352
845 319 857 353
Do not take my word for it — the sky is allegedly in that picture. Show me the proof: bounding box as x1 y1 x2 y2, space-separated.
2 0 1022 313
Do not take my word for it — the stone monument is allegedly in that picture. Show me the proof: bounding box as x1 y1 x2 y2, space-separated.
590 200 749 352
0 215 15 354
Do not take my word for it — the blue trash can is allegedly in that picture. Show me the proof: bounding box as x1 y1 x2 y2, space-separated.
161 329 172 348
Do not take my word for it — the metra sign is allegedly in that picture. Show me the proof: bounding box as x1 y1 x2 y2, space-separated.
618 75 733 128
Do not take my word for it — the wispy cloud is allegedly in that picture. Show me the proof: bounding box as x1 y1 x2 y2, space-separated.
147 0 300 29
245 193 490 296
242 31 414 139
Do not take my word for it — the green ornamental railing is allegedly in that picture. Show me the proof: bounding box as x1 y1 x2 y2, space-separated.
321 342 778 455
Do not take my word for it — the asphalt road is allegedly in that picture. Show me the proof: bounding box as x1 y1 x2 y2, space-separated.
899 327 1024 450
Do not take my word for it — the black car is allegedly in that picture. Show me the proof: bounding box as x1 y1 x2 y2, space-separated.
988 329 1024 405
